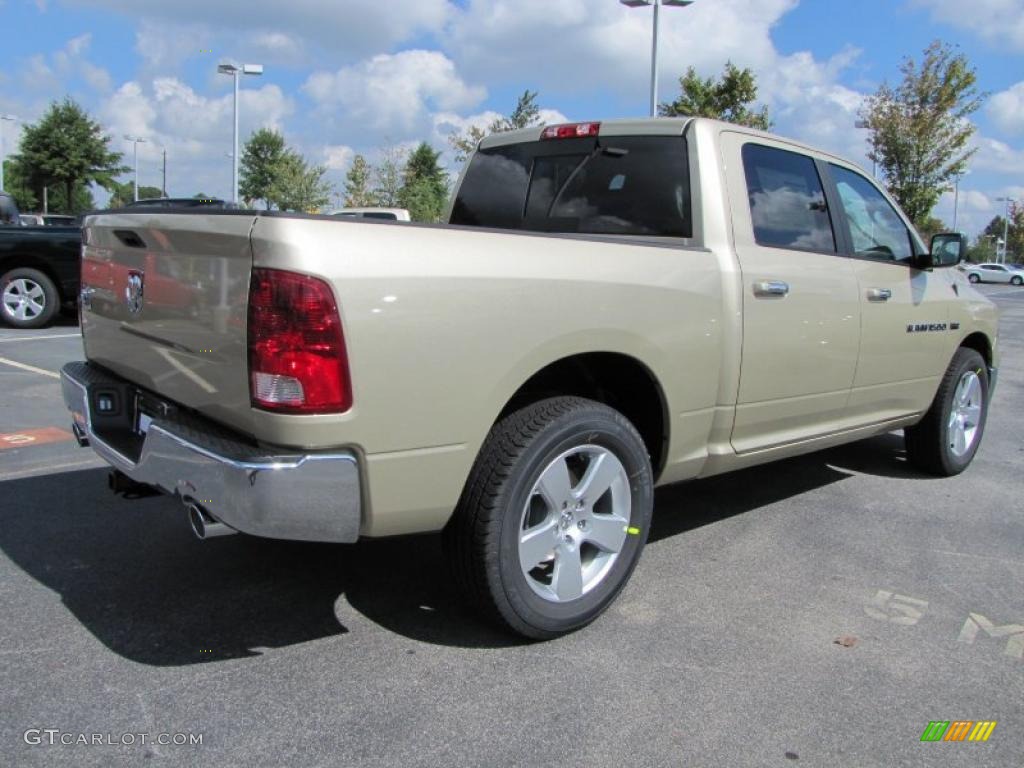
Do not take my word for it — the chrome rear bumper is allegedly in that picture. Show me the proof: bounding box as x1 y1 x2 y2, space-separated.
61 361 362 543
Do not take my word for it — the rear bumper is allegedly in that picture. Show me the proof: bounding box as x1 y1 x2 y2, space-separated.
60 361 362 543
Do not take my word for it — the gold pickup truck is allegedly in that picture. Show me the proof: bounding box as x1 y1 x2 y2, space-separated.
62 118 998 639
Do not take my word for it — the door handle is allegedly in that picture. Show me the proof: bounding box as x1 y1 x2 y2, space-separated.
753 280 790 298
867 288 892 302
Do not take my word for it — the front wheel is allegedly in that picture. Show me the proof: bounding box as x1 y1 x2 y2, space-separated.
1 268 59 329
1011 275 1023 286
445 397 654 639
904 348 989 476
968 273 981 283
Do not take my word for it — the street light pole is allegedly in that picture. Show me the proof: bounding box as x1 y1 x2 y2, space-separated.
162 147 167 197
854 120 876 178
217 62 263 203
0 114 20 192
995 196 1017 263
124 135 146 201
952 170 970 233
620 1 695 118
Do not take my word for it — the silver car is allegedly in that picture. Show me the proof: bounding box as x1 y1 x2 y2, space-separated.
962 262 1024 286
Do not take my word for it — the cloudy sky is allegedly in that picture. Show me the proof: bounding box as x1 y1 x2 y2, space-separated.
1 0 1022 234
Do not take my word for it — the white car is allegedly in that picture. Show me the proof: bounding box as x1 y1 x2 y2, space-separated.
962 262 1024 286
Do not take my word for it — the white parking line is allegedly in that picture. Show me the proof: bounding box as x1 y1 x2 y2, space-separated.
0 333 81 343
982 289 1024 299
0 356 60 379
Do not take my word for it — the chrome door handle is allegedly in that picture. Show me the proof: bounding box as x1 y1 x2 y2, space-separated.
867 288 892 302
753 280 790 298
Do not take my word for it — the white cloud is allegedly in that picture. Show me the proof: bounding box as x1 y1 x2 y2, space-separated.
97 78 295 200
322 145 355 171
70 0 452 60
987 81 1024 136
973 135 1024 176
912 0 1024 51
303 50 486 138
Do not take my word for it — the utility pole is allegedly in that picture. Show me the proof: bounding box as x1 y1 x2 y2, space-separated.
162 147 167 197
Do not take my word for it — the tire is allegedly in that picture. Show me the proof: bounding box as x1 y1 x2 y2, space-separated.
1 268 59 329
968 273 980 283
1011 276 1023 286
904 347 989 476
445 397 654 639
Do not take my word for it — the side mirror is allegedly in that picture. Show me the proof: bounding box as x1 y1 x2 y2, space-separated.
925 232 968 269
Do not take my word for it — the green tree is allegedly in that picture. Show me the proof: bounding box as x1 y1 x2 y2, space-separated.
344 154 377 207
107 181 163 208
269 152 334 212
917 216 949 245
448 90 544 163
10 98 125 215
373 144 406 207
659 62 771 130
239 128 289 209
48 183 96 213
2 159 38 211
859 41 984 229
979 208 1024 262
398 142 449 223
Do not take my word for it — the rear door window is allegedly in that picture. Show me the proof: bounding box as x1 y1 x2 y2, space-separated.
741 144 836 253
451 136 691 237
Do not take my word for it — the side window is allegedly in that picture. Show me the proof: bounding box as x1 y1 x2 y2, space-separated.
829 164 913 264
741 143 836 252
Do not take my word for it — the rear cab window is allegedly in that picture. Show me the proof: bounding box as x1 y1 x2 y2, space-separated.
451 135 691 238
741 143 835 253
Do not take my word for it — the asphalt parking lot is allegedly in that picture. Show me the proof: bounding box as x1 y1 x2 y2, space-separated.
1 284 1021 767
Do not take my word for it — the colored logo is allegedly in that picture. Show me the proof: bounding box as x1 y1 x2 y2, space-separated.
920 721 997 742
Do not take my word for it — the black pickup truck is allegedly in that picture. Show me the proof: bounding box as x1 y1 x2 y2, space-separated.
0 191 81 329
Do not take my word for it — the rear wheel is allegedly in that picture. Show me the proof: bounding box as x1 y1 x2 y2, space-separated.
1 268 59 329
445 397 654 639
904 347 988 476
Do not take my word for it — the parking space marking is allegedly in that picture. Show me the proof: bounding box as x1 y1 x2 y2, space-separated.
0 355 60 379
0 333 81 343
0 427 74 450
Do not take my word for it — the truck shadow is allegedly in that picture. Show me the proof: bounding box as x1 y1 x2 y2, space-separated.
0 432 921 662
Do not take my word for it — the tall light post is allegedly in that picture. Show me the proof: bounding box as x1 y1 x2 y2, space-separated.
995 196 1017 263
124 135 146 202
854 120 876 178
620 0 695 118
952 171 969 232
0 114 20 192
217 62 263 203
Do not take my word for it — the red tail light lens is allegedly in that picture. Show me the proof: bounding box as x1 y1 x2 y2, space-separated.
247 268 351 414
540 122 601 140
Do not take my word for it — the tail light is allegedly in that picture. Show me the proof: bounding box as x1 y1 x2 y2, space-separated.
247 268 351 414
540 122 601 140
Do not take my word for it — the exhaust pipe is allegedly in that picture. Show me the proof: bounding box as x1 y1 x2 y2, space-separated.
187 502 236 540
108 469 159 497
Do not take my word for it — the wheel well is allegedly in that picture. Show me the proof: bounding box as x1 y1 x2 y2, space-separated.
498 353 669 476
0 255 67 302
960 332 992 367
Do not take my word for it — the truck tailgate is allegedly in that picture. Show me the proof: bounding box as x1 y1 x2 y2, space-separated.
80 212 257 436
